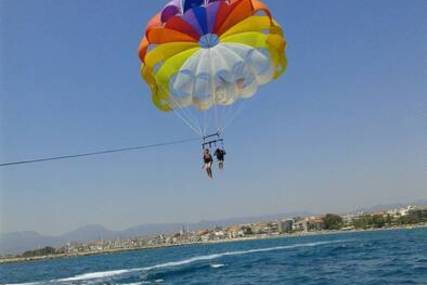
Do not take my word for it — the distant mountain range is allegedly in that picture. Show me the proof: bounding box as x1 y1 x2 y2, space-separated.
0 211 312 255
1 200 426 255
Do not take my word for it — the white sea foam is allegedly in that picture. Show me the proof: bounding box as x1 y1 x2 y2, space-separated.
210 263 225 268
4 240 347 284
4 283 41 285
138 241 337 271
57 269 135 282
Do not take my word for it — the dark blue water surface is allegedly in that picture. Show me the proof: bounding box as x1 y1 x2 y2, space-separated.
1 228 426 285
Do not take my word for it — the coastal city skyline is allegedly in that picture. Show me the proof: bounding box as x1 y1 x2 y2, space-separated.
1 203 426 261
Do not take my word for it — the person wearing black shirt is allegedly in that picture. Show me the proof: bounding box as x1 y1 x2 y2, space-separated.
214 148 226 170
203 149 213 178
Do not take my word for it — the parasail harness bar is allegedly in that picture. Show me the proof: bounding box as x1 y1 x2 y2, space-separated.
202 132 224 149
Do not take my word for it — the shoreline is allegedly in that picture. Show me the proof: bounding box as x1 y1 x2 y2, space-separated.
1 224 426 265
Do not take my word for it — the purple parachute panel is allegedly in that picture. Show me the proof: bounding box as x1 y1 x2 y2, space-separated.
161 0 181 23
160 0 229 27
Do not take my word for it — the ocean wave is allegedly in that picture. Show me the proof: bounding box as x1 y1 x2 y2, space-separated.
4 239 347 284
140 240 345 272
210 263 225 268
57 269 136 282
4 283 41 285
118 282 163 285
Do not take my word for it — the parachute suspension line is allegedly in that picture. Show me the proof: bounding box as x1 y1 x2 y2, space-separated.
177 100 203 136
209 49 221 135
191 104 202 138
214 103 220 135
222 102 242 132
196 108 204 138
219 60 261 134
166 87 203 136
217 105 224 136
172 102 202 137
203 108 208 137
215 105 224 138
173 108 202 137
161 86 198 134
220 98 250 133
218 85 239 134
219 101 234 135
219 100 236 134
169 95 202 136
200 106 207 137
202 47 225 149
216 105 222 134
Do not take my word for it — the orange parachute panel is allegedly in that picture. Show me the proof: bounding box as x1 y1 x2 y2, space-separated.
138 37 149 63
216 0 254 36
146 27 198 44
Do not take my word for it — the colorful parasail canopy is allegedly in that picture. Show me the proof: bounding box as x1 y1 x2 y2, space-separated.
138 0 287 137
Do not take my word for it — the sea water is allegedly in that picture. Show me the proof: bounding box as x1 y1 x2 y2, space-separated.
1 228 426 285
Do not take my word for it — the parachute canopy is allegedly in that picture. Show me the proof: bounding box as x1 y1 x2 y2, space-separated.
138 0 287 136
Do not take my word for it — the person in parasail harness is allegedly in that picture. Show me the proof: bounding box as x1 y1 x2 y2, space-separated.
214 148 226 170
203 148 214 178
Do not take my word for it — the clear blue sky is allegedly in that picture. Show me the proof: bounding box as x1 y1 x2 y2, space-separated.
0 0 426 235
